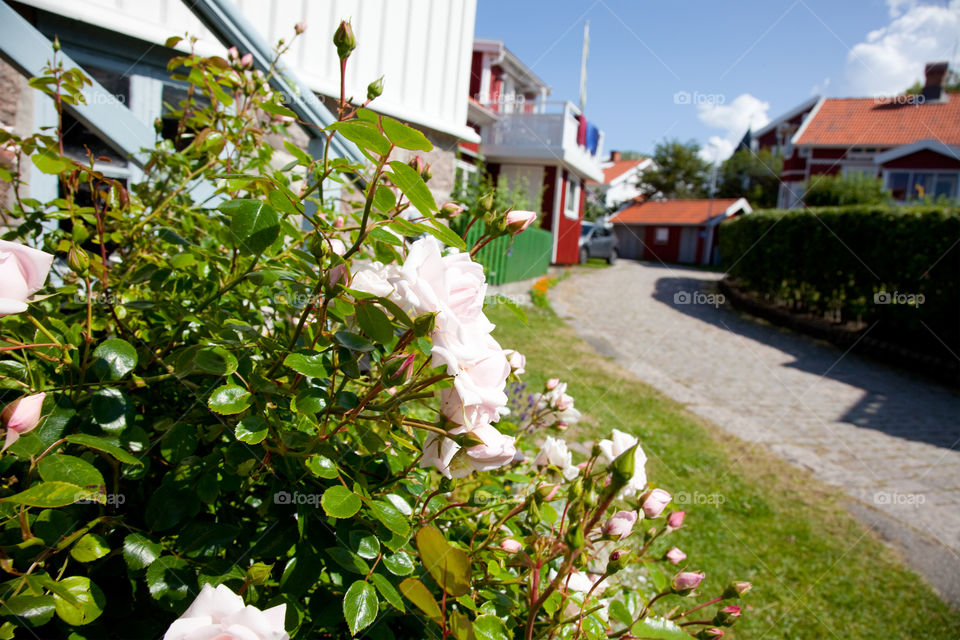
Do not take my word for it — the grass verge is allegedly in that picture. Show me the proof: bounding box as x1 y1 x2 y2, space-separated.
489 303 960 639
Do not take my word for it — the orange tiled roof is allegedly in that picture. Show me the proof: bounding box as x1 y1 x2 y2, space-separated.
795 94 960 146
611 198 742 225
601 159 646 183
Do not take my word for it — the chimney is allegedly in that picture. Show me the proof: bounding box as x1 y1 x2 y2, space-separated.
922 62 948 102
610 150 622 162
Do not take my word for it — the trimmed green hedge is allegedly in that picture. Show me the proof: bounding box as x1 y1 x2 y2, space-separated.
719 205 960 355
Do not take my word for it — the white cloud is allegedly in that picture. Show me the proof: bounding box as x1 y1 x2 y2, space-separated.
695 93 771 163
839 0 960 97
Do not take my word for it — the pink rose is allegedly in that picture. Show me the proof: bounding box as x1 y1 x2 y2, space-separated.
503 349 525 375
672 570 705 592
421 423 516 479
505 210 537 234
240 53 253 68
642 488 671 519
329 238 346 256
545 377 560 390
500 538 522 553
1 393 45 450
668 510 686 529
666 546 686 565
602 510 638 539
0 240 54 317
163 583 288 640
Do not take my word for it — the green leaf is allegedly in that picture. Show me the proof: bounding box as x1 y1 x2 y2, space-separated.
194 346 238 376
609 600 633 627
283 139 312 165
236 416 268 444
219 199 280 256
69 533 110 562
334 331 375 353
159 423 197 464
327 547 370 574
122 533 162 570
423 220 467 250
369 500 410 537
52 576 105 626
382 551 415 576
415 526 471 596
91 388 130 433
356 303 395 343
32 150 73 175
343 580 378 636
321 486 362 518
370 573 404 612
399 577 441 622
208 384 251 415
91 338 137 380
283 352 328 378
382 116 433 151
387 161 437 216
37 455 104 490
373 185 397 213
305 455 338 479
329 120 391 156
145 555 195 605
3 594 55 626
473 614 509 640
65 434 142 465
631 617 689 640
2 481 99 508
263 101 298 120
291 388 327 415
351 531 381 560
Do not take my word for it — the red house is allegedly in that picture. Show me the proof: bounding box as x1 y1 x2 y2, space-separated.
610 198 752 265
742 62 960 208
463 40 606 264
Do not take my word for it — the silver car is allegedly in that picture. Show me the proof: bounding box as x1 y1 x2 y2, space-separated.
578 222 619 264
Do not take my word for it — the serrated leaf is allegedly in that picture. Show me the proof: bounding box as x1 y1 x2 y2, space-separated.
283 352 328 378
208 384 251 415
415 526 471 596
631 617 689 639
65 434 141 465
194 346 238 376
52 576 104 626
387 161 437 217
305 455 338 479
69 533 109 562
370 573 404 612
219 199 280 256
334 330 374 352
399 578 441 622
122 533 162 570
91 338 137 380
329 120 391 156
382 551 415 576
263 101 298 120
236 416 268 444
321 485 362 518
381 116 432 151
145 555 195 605
327 546 370 575
422 220 467 250
37 455 104 490
373 185 397 213
2 481 99 507
609 599 633 627
473 614 509 640
355 303 395 343
369 500 410 537
292 388 327 415
343 580 378 636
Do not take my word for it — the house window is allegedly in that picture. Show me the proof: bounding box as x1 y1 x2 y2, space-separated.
654 227 669 244
564 177 580 220
887 171 909 201
885 170 959 202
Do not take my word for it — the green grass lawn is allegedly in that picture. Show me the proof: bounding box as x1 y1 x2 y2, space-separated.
489 303 960 639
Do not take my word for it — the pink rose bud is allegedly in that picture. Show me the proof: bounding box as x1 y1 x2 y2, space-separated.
602 510 638 539
240 53 253 68
333 20 356 60
503 349 525 375
294 21 307 35
668 510 686 529
714 605 741 626
642 488 671 519
438 202 465 220
325 263 346 290
0 240 55 317
505 210 537 234
330 238 346 256
666 546 686 565
227 46 239 60
722 581 752 599
500 538 522 553
699 629 724 639
334 216 345 229
381 353 415 386
2 392 45 450
546 378 560 390
672 570 705 592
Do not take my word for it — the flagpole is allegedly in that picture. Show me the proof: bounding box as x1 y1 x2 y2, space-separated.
579 20 589 113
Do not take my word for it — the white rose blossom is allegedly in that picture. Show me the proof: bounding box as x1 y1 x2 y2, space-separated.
533 435 580 480
597 429 648 498
163 583 288 640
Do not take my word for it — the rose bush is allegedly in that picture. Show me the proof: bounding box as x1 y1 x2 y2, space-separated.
0 23 752 639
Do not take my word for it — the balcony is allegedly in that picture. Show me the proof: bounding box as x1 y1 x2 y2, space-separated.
479 101 605 182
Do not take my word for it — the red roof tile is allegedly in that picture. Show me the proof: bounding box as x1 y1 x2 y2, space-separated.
601 159 646 184
795 94 960 147
610 199 743 225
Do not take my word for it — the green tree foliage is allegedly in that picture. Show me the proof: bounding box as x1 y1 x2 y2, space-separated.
804 173 889 207
638 139 710 199
716 148 783 208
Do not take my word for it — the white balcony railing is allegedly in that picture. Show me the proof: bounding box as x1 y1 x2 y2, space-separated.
480 101 605 182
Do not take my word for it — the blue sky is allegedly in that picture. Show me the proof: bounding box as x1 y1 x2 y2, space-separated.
474 0 960 162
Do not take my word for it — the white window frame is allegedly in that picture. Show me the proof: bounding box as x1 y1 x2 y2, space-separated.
564 176 580 220
654 227 669 244
882 169 960 201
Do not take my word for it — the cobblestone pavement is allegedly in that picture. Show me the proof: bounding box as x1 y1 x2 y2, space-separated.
551 261 960 601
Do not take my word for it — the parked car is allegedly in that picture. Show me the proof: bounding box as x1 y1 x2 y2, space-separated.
578 222 619 264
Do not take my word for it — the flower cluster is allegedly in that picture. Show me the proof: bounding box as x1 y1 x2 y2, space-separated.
532 378 582 429
352 236 516 478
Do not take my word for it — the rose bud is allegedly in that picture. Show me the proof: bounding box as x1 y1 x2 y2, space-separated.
505 210 537 234
329 238 346 256
606 549 631 574
408 155 425 176
642 488 671 519
503 349 525 375
2 393 45 450
334 216 345 229
610 442 640 490
438 202 465 220
500 538 522 553
713 605 741 626
546 378 560 390
668 510 686 529
697 629 724 639
367 76 384 101
240 53 253 68
294 21 307 35
602 510 638 540
381 353 415 386
0 239 54 317
420 162 433 182
227 46 239 60
672 571 705 593
665 546 687 565
536 484 560 502
479 192 495 212
333 20 356 60
722 581 752 599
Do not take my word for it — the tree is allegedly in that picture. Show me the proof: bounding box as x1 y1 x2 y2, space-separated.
717 148 783 208
638 139 710 199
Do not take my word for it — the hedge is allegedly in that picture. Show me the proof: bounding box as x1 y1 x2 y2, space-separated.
719 205 960 357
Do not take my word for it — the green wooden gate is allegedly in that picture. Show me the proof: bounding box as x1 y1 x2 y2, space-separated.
463 223 553 285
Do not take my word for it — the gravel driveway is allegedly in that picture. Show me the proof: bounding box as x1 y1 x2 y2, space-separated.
551 260 960 604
